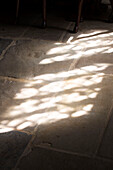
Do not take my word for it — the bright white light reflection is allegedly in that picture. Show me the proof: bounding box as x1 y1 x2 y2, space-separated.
10 100 38 116
15 88 38 99
83 104 93 111
17 122 33 130
95 88 101 91
2 26 112 133
84 47 109 55
81 63 112 73
88 92 98 98
8 119 22 126
26 112 69 125
0 127 14 133
67 36 74 43
47 44 74 55
72 110 87 117
77 30 107 38
40 54 69 64
72 104 94 117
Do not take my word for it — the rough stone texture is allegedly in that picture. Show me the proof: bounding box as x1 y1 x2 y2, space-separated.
0 79 37 133
0 39 74 79
17 147 113 170
0 25 27 38
0 6 113 170
0 38 12 55
0 131 31 170
33 75 113 155
98 108 113 159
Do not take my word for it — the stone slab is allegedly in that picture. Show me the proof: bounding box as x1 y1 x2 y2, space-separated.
0 38 12 55
0 25 27 38
98 108 113 159
17 146 113 170
33 75 113 156
0 78 39 133
0 131 31 170
0 39 73 79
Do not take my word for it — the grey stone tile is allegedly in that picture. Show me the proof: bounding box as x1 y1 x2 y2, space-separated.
0 38 12 55
0 78 38 133
0 25 27 38
0 39 73 79
17 146 113 170
75 54 113 75
0 131 31 170
98 108 113 159
33 75 113 155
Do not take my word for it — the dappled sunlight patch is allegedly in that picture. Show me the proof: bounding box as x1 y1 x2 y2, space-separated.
94 88 101 92
39 81 64 93
15 88 38 99
39 54 70 64
60 93 88 103
39 28 113 66
66 36 74 43
84 47 109 56
0 67 106 133
88 92 98 99
71 110 88 117
77 30 108 39
103 48 113 54
1 26 113 133
83 104 93 111
0 126 14 133
17 121 33 130
26 112 69 125
9 100 39 116
8 119 23 127
71 104 93 117
47 44 74 55
1 120 9 125
81 64 111 73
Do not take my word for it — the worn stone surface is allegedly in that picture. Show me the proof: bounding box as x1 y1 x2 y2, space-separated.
0 7 113 170
0 79 37 133
33 75 113 155
0 38 12 55
0 25 27 38
0 39 74 79
17 147 113 170
0 131 31 170
98 108 113 159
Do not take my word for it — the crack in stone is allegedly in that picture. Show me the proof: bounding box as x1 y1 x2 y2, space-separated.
0 40 16 61
0 76 33 83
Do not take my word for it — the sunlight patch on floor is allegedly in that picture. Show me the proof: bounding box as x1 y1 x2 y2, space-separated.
0 71 105 133
1 27 113 133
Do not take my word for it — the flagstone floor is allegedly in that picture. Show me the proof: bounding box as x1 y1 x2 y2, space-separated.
0 6 113 170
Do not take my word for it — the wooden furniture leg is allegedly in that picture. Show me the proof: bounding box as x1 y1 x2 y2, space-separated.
42 0 47 28
15 0 20 23
73 0 83 33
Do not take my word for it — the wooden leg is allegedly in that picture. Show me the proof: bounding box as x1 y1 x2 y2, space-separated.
42 0 47 28
73 0 83 33
107 0 113 22
110 0 113 9
15 0 20 24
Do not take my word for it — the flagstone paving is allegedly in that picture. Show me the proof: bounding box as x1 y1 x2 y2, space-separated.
0 6 113 170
